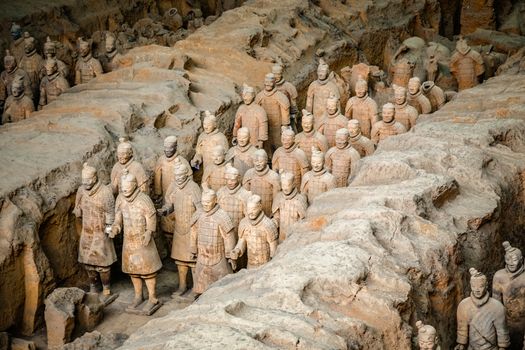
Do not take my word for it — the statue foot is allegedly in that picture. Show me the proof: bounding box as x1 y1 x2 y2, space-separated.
130 296 143 309
171 285 188 298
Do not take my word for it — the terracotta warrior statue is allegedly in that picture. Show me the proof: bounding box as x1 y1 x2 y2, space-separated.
202 145 229 192
371 103 407 144
390 58 414 88
301 148 336 204
153 136 190 245
100 33 123 73
393 85 419 131
74 163 116 303
306 59 340 127
226 127 256 177
493 241 525 345
344 78 379 138
9 23 24 64
450 37 485 91
272 172 307 242
243 149 281 217
233 84 268 149
416 321 440 350
191 111 229 176
455 268 510 350
19 33 44 101
407 77 432 114
319 94 348 148
421 81 446 112
255 73 290 154
272 129 310 189
1 50 32 100
296 110 329 163
110 170 162 313
325 128 361 187
158 163 201 297
38 58 70 110
42 37 69 79
2 76 34 123
110 138 149 195
190 189 236 295
231 194 278 269
75 38 103 85
217 165 252 238
272 64 298 132
348 120 375 157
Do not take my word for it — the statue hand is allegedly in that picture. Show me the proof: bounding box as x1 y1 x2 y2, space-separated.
454 345 465 350
190 158 201 169
142 230 152 246
229 258 237 271
157 208 168 216
256 141 263 149
109 226 119 238
230 248 240 260
231 137 238 146
104 225 112 236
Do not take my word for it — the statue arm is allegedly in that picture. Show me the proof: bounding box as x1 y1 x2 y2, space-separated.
92 59 104 76
267 224 279 258
190 222 198 257
104 192 116 225
280 99 290 127
232 109 242 138
456 304 469 346
324 152 333 171
494 304 511 348
110 198 123 237
305 85 314 113
344 98 353 118
75 63 81 85
73 189 83 218
370 100 379 123
153 161 162 198
327 174 337 191
110 167 119 195
221 226 237 259
491 279 502 302
258 110 269 142
38 82 46 110
371 124 380 144
421 97 432 114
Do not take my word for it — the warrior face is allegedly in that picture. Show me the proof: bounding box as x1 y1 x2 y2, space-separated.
4 58 16 73
311 155 324 172
247 199 262 220
253 153 267 172
317 66 328 81
11 82 23 98
355 81 367 98
117 149 132 165
79 42 90 57
302 115 313 133
408 79 420 95
382 105 395 123
82 174 97 191
326 98 338 115
203 117 216 134
505 251 523 273
335 132 348 150
264 75 275 92
281 132 295 150
242 90 255 105
281 175 294 195
470 278 487 299
202 193 217 212
226 172 239 190
212 147 225 165
164 142 177 158
395 88 407 105
175 172 188 186
237 129 250 147
121 178 137 197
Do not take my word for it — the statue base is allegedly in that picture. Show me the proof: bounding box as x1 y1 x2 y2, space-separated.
125 300 163 316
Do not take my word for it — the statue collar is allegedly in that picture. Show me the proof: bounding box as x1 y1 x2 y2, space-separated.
396 101 408 109
123 188 140 202
313 168 327 176
7 67 19 77
317 77 330 86
350 132 362 143
12 93 25 101
263 88 277 97
86 180 101 196
25 49 37 58
337 142 351 151
470 292 490 308
237 143 252 153
205 205 219 216
302 129 315 137
256 166 270 176
409 90 422 98
506 263 525 280
82 53 93 63
284 143 298 153
275 78 285 87
356 93 368 101
106 50 117 59
206 129 219 136
249 211 264 225
326 110 341 119
383 118 395 126
228 184 241 195
176 177 191 189
166 152 180 162
47 72 60 82
284 188 298 200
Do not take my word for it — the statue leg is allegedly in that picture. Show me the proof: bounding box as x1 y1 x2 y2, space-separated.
173 264 189 296
99 270 111 296
130 276 144 308
86 268 99 293
144 276 158 305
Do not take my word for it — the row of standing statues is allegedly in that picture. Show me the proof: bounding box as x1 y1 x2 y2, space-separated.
66 36 517 347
